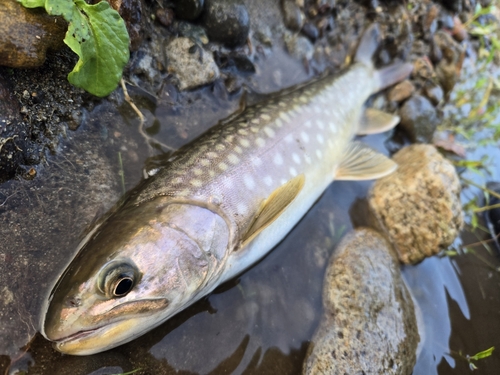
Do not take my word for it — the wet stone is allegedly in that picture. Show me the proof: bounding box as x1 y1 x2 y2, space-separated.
115 0 145 51
173 0 204 21
165 37 220 90
433 30 464 94
369 144 463 264
284 33 314 61
0 0 66 68
387 80 415 102
423 81 444 105
398 94 439 143
282 0 305 32
303 228 419 375
202 0 250 47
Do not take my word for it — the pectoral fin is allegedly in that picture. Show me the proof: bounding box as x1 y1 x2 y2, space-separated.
241 174 305 246
336 141 397 180
357 108 400 135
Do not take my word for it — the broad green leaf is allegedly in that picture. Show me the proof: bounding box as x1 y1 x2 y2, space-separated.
18 0 45 8
68 0 129 97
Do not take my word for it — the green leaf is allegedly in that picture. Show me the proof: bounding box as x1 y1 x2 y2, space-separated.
18 0 45 8
68 0 130 97
18 0 129 97
469 346 495 361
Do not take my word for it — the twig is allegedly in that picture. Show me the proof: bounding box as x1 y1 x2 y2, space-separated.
120 79 174 152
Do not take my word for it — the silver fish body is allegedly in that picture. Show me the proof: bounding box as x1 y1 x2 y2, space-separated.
41 25 412 355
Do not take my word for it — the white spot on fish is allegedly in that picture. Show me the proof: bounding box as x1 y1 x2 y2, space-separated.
316 149 323 159
178 189 190 196
208 170 216 177
237 202 248 215
256 137 266 148
263 176 273 186
173 177 183 184
216 144 226 151
292 153 301 164
234 146 243 154
218 162 228 171
280 178 287 185
207 152 218 159
300 96 308 103
329 123 337 133
252 157 262 167
190 179 203 187
228 154 239 165
273 153 283 165
200 159 210 167
285 134 294 143
238 129 249 136
316 120 325 129
314 106 322 114
261 114 271 121
304 120 312 128
304 154 312 164
264 127 275 138
300 131 309 143
278 101 287 108
289 167 297 176
251 118 260 125
244 175 256 190
251 126 259 133
317 134 325 144
193 168 203 176
225 135 235 142
279 112 291 122
239 139 250 148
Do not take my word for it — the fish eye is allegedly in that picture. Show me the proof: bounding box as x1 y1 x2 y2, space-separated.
98 260 140 298
113 277 134 297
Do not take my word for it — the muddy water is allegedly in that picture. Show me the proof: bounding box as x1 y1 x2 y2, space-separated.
2 24 500 375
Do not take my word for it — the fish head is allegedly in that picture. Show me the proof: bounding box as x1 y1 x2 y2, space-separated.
41 197 230 355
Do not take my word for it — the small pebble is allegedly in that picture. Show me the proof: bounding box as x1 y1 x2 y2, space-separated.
202 0 250 47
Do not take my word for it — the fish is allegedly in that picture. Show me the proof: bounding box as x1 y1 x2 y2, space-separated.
40 24 413 355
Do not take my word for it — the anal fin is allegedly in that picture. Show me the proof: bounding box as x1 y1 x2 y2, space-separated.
241 174 305 246
336 141 397 180
357 108 400 135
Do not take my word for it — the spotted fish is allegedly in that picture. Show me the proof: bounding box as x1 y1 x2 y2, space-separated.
41 24 412 355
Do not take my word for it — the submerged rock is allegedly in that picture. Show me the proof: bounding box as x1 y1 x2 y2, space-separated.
202 0 250 47
303 228 419 375
165 37 220 90
0 0 66 68
398 94 439 143
173 0 204 21
369 144 463 264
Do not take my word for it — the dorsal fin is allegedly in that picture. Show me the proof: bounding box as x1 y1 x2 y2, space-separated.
241 174 305 246
336 141 397 180
357 108 400 135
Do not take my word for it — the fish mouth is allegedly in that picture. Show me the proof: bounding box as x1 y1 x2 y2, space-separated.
52 326 104 344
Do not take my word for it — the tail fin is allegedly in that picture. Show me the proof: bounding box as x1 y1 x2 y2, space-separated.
355 23 413 92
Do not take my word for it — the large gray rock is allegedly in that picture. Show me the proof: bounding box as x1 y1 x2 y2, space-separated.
303 228 419 375
369 144 463 264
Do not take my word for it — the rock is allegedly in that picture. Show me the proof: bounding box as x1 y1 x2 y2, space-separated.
202 0 250 47
156 7 174 27
301 22 320 42
451 16 467 42
368 144 463 264
412 57 435 80
284 33 314 61
303 228 419 375
0 0 66 68
387 80 415 102
165 37 220 90
423 82 444 105
398 94 439 143
433 31 464 94
173 0 204 21
282 0 304 32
